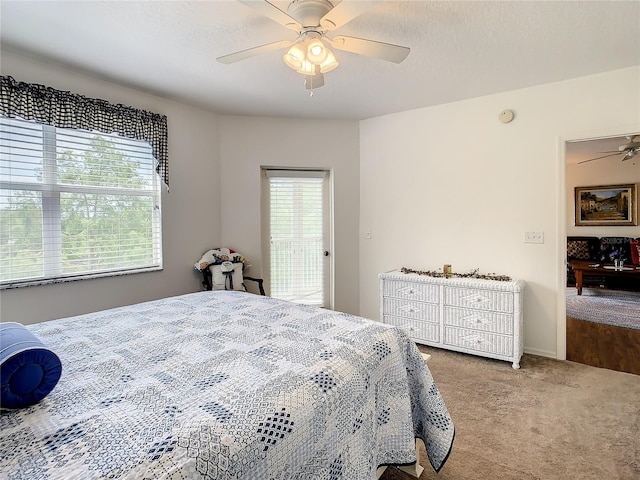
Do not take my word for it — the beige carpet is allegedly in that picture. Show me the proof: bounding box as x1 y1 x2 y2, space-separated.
381 347 640 480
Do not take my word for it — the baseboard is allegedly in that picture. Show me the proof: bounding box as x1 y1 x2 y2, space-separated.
523 347 557 359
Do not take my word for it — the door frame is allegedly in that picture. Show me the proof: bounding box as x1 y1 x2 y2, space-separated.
260 166 334 309
556 124 640 360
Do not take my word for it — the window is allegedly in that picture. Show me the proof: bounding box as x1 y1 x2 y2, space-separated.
0 117 162 287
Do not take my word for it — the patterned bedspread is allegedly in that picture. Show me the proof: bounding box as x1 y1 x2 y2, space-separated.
0 291 454 479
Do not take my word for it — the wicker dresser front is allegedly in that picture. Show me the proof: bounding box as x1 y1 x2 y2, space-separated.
379 270 525 369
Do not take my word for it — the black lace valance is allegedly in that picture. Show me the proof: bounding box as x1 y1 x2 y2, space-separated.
0 75 169 187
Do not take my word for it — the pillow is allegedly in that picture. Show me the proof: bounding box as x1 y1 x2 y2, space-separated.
209 262 245 291
567 240 591 260
1 322 62 409
631 239 640 266
195 247 250 271
599 237 632 262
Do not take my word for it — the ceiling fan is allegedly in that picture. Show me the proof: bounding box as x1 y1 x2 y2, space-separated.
217 0 410 91
579 135 640 164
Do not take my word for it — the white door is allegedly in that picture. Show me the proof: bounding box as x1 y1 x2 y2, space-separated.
262 169 332 308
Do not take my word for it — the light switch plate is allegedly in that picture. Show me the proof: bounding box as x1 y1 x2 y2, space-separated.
524 231 544 244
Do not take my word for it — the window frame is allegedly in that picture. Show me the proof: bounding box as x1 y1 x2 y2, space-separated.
0 117 163 289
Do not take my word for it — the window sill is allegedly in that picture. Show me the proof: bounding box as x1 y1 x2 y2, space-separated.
0 266 163 290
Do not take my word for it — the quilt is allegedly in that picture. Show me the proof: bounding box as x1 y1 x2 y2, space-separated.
0 291 454 479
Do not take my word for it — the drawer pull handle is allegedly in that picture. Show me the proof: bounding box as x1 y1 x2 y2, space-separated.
399 305 421 315
397 287 419 297
462 335 486 347
463 315 489 327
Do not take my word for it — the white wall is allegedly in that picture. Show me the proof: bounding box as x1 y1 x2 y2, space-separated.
0 50 222 324
359 66 640 358
218 116 360 315
566 153 640 238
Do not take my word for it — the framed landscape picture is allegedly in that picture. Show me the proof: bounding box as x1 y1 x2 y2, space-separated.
575 183 637 226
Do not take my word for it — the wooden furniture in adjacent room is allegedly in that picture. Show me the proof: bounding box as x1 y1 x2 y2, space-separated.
379 270 525 369
569 259 640 295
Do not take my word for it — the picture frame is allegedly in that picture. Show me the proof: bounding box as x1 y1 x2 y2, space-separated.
575 183 637 226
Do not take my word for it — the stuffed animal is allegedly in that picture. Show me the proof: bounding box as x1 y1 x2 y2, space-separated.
194 247 249 271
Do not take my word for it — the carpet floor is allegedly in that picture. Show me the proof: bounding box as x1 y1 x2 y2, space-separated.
565 287 640 329
380 348 640 480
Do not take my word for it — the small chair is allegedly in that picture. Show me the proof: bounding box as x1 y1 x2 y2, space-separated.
200 267 265 296
242 276 266 296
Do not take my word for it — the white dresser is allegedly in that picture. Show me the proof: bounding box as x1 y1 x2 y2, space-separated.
379 270 525 369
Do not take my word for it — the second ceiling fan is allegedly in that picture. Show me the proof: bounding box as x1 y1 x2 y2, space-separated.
579 135 640 164
217 0 410 90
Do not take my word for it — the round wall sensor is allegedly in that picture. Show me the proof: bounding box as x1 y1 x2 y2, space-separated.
499 110 514 123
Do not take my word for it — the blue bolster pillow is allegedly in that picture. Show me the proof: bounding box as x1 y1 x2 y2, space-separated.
1 322 62 409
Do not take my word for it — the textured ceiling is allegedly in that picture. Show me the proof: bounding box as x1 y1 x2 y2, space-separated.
1 0 639 121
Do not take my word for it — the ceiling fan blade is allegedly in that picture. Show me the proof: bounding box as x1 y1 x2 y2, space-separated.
320 0 382 30
577 152 622 164
217 40 293 64
237 0 301 30
329 35 410 63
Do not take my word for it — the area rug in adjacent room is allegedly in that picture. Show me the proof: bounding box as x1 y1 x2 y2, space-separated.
565 287 640 329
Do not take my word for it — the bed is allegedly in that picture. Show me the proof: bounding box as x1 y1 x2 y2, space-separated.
0 291 455 479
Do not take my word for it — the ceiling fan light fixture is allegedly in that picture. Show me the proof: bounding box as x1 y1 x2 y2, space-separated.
306 37 328 65
296 60 317 76
319 49 339 73
283 43 306 70
283 33 336 87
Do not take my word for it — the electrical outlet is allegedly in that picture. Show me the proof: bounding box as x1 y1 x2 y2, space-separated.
524 231 544 244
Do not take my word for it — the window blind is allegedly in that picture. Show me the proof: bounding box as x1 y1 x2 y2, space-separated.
268 171 325 306
0 117 162 288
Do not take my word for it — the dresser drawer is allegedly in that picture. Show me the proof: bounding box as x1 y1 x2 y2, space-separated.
383 315 440 343
382 297 439 322
383 280 439 303
444 287 514 313
443 326 513 356
443 306 513 335
380 271 524 369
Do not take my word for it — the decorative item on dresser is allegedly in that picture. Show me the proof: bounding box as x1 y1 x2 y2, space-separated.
379 270 525 369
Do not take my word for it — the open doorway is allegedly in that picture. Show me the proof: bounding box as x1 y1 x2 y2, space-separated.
564 134 640 374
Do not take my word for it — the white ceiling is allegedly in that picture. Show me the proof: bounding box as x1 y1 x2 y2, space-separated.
2 0 639 122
